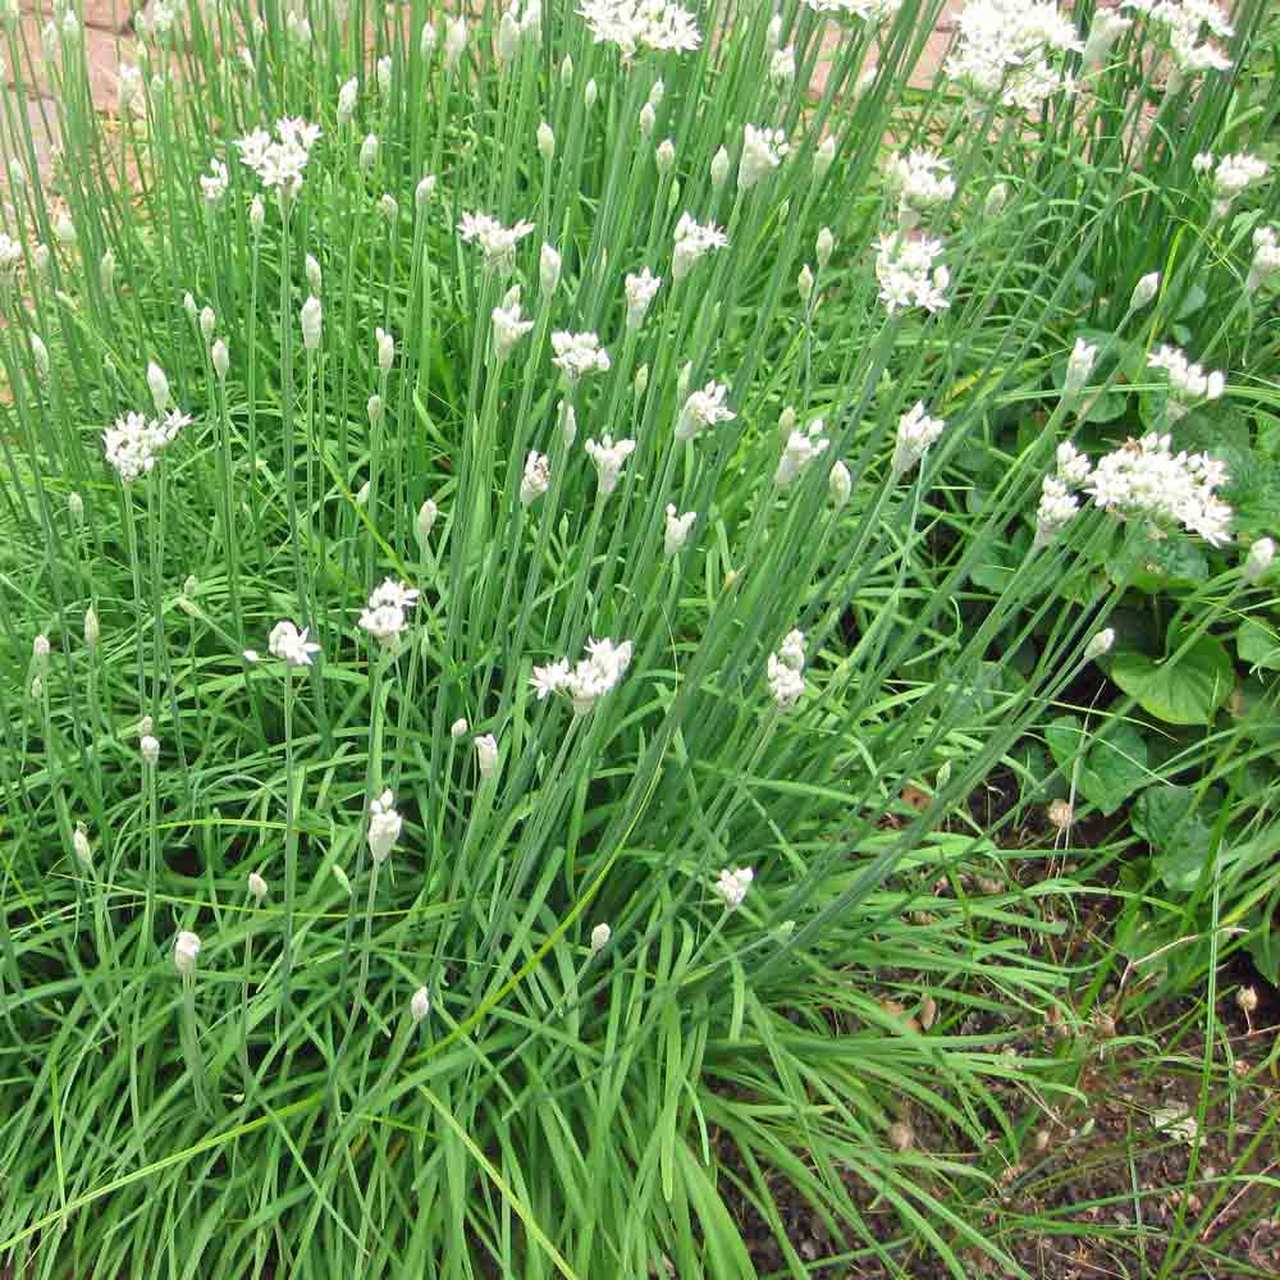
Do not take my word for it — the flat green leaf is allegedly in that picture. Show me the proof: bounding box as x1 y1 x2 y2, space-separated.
1043 715 1149 815
1236 618 1280 670
1131 785 1211 893
1110 636 1234 725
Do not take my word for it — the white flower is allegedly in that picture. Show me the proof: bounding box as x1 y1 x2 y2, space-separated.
301 295 323 350
711 866 754 911
767 628 807 708
1033 475 1079 547
1064 337 1098 400
410 986 431 1022
0 232 22 278
337 76 358 125
663 504 696 555
235 118 321 198
892 402 947 476
103 408 190 482
739 124 788 192
676 381 735 441
520 450 551 505
200 157 229 205
173 930 201 977
1198 151 1269 217
1127 0 1234 78
1056 441 1093 488
829 460 852 508
551 331 611 383
775 420 830 488
540 243 562 294
475 733 499 780
1085 432 1232 545
946 0 1081 111
584 434 636 496
802 0 900 16
577 0 702 59
140 734 160 766
1147 344 1225 417
875 234 950 313
531 637 633 712
1246 226 1280 294
1084 628 1115 661
268 619 321 667
885 148 955 226
590 922 612 952
117 63 146 118
770 45 796 87
458 211 535 274
672 213 728 283
624 268 662 329
248 871 268 901
358 577 420 646
367 789 402 864
1243 536 1275 582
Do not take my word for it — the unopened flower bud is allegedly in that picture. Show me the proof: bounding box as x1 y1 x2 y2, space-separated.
331 863 352 895
816 226 834 269
560 399 578 446
301 295 322 350
100 248 116 294
475 733 499 780
634 364 649 397
797 263 814 303
359 133 378 173
420 20 437 59
183 574 198 597
560 54 574 86
1130 272 1159 312
376 54 392 97
639 102 656 139
173 930 201 977
140 734 160 765
1047 798 1073 830
146 360 170 412
69 491 84 524
451 717 469 738
829 460 851 508
211 338 229 379
676 360 692 404
711 146 730 189
249 195 265 235
1084 628 1114 661
411 985 431 1021
814 136 836 181
54 211 76 245
247 871 268 901
656 138 675 175
72 822 92 869
584 78 598 110
379 193 398 223
590 922 611 953
337 76 358 125
33 633 50 661
1244 536 1275 582
30 335 50 383
540 243 561 294
367 393 384 425
183 291 198 325
355 480 371 506
415 498 438 551
199 306 216 343
84 605 99 648
537 121 555 164
375 326 395 372
416 173 437 206
1236 985 1258 1014
305 253 322 295
985 182 1009 217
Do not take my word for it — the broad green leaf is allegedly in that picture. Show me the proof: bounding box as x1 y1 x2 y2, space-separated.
1236 618 1280 670
1043 715 1149 815
1131 785 1211 893
1110 636 1234 725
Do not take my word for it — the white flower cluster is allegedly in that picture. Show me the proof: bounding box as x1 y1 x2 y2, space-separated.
663 504 696 554
268 620 321 667
521 450 551 505
577 0 702 59
672 214 728 283
367 789 402 863
358 577 420 646
802 0 900 19
458 211 535 273
200 157 228 204
767 628 807 709
1147 343 1225 419
102 408 191 483
711 866 754 911
235 118 321 198
1080 433 1232 545
946 0 1081 112
624 267 662 329
492 286 534 360
1247 226 1280 294
1122 0 1233 77
0 232 21 277
1192 151 1269 218
531 637 633 712
885 149 955 228
892 401 947 476
875 234 949 314
1081 10 1132 71
1034 475 1080 547
775 419 830 488
584 434 636 495
676 380 736 441
739 125 789 192
551 331 611 382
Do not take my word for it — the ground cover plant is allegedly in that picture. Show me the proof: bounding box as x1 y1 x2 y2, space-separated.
1 0 1277 1274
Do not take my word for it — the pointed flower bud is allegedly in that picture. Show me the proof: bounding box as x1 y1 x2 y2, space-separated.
147 360 170 412
1084 628 1115 661
590 922 611 953
410 985 431 1021
1130 272 1159 312
173 930 201 977
1243 536 1275 582
537 121 555 164
248 871 268 901
301 295 322 350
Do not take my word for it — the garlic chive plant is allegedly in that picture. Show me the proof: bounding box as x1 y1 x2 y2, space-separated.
1 0 1276 1273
